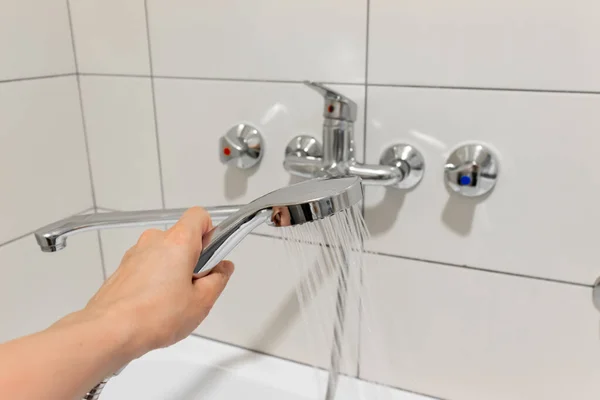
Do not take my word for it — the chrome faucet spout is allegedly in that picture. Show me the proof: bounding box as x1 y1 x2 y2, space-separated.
34 206 241 253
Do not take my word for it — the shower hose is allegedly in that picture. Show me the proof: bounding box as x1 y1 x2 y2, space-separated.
83 378 109 400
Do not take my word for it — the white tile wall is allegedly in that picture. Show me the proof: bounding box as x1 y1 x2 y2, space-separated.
360 254 600 400
364 86 600 285
0 77 93 244
80 76 162 211
0 232 104 342
0 2 103 347
368 0 600 91
0 1 595 398
146 0 366 82
69 0 150 75
0 0 75 80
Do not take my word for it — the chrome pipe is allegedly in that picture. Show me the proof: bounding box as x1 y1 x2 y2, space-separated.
347 162 405 186
34 206 241 253
282 154 325 179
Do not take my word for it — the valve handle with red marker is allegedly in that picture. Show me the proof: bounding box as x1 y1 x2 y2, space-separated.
219 123 264 170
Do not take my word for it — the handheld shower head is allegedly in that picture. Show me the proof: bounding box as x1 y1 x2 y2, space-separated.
195 176 362 277
33 177 362 275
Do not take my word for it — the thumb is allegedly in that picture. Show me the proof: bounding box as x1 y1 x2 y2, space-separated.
193 260 235 308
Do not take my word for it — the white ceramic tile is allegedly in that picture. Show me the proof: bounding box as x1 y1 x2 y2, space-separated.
369 0 600 91
364 86 600 285
0 0 75 80
0 77 92 244
81 76 162 211
155 79 364 234
69 0 150 75
360 253 600 400
146 0 366 82
0 232 104 342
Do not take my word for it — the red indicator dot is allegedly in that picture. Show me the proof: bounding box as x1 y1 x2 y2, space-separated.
328 105 335 113
223 147 231 156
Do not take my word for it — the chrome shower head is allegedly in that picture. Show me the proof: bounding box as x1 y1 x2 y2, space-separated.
196 176 362 277
253 176 362 227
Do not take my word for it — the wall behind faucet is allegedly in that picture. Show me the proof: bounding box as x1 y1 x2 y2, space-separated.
3 0 599 399
0 0 104 341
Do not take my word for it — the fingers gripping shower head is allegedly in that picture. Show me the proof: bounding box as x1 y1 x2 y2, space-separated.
195 177 363 277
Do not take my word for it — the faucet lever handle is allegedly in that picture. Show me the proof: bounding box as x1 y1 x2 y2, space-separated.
303 81 357 122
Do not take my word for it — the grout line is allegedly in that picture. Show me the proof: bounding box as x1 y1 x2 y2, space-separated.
77 206 97 215
96 207 121 213
189 333 442 399
144 0 166 209
0 206 95 249
250 232 592 287
0 231 47 249
65 0 98 212
368 82 600 95
249 231 282 240
79 72 364 87
153 76 365 86
96 231 108 280
0 73 76 84
356 376 446 400
79 213 592 287
361 0 370 166
79 72 151 79
368 250 593 288
357 0 371 379
189 333 339 375
74 72 600 96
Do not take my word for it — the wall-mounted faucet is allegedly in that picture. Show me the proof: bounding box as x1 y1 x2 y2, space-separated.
284 81 425 189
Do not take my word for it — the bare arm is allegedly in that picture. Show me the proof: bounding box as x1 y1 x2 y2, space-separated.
0 207 234 400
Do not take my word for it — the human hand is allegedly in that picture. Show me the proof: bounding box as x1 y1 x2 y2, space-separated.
84 207 234 358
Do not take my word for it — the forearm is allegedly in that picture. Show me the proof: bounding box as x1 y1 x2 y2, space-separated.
0 308 140 400
0 207 233 399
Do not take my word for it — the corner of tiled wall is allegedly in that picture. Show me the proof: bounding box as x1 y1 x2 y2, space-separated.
0 0 104 342
7 0 600 398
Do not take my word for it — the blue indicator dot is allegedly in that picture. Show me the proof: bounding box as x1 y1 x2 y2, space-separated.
459 176 472 186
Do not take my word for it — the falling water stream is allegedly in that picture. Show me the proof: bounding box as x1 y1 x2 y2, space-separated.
279 204 370 400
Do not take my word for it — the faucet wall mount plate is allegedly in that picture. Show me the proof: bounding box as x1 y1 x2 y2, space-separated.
379 144 425 189
444 143 499 197
220 123 264 169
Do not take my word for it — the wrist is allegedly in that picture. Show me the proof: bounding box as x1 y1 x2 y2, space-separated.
95 306 145 362
58 305 146 366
